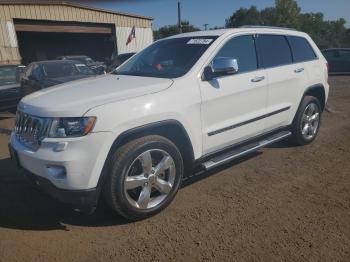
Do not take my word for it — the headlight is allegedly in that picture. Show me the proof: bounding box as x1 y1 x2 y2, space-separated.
48 117 96 138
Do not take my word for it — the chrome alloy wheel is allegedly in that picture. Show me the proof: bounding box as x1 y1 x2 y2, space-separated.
124 149 176 210
301 103 320 140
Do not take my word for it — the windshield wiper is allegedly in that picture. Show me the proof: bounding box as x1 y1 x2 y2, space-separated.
112 72 144 77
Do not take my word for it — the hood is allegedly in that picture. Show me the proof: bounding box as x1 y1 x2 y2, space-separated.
19 74 173 117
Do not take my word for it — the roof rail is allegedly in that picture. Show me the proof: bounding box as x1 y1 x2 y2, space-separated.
239 25 297 31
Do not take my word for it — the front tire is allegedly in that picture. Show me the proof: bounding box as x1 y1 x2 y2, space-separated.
290 96 322 145
104 135 184 220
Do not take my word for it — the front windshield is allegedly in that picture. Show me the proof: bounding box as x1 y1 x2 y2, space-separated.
115 36 218 78
0 66 17 86
42 63 93 78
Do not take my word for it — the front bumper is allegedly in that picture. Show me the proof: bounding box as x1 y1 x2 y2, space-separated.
10 131 113 211
22 169 99 212
10 131 113 191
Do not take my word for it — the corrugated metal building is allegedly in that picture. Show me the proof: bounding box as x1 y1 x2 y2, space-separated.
0 1 153 64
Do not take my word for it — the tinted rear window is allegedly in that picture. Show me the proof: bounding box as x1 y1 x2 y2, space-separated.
287 36 317 62
258 35 292 68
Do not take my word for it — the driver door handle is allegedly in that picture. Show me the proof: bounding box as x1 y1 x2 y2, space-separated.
294 68 304 73
251 76 265 83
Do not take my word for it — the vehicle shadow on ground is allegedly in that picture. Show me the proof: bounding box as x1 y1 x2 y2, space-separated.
266 138 298 149
182 151 262 188
0 150 266 231
0 108 16 114
0 116 13 121
0 158 132 231
0 109 16 119
0 109 15 134
0 128 12 135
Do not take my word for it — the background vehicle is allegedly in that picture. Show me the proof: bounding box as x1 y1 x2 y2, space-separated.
56 55 106 74
0 65 25 110
322 48 350 75
21 60 95 96
10 27 329 220
106 52 135 73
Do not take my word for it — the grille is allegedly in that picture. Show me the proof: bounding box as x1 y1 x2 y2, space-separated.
14 111 50 151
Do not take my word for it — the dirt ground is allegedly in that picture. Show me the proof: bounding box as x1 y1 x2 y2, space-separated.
0 76 349 262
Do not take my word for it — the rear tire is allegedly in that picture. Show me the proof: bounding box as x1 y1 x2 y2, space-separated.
103 135 183 221
290 96 322 145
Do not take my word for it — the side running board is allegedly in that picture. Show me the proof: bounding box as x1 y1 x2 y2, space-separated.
202 131 291 170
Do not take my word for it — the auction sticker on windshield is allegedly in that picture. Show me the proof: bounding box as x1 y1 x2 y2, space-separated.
187 39 213 45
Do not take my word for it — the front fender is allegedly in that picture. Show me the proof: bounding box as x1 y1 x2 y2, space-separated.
85 78 203 160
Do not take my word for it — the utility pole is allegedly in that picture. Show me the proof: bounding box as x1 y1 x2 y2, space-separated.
203 24 209 30
177 0 182 33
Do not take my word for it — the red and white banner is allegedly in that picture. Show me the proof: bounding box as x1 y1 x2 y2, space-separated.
126 26 136 46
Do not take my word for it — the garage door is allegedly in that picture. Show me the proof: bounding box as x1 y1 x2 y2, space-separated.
14 20 116 64
14 20 113 34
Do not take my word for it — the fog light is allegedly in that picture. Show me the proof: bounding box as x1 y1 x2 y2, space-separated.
46 165 66 179
54 142 68 152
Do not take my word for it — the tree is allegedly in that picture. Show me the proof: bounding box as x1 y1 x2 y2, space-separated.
154 21 200 40
299 13 327 47
226 0 300 28
274 0 301 28
224 0 349 49
260 7 278 26
225 6 262 28
299 13 348 49
345 29 350 47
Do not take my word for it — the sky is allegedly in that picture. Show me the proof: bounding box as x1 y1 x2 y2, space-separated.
80 0 350 30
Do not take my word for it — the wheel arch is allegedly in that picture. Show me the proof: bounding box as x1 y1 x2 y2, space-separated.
97 120 195 188
302 84 326 111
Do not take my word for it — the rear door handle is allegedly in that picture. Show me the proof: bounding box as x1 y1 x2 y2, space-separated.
294 68 304 73
251 76 265 82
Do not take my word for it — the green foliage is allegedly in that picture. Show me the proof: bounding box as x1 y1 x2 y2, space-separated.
225 6 262 27
225 0 350 48
299 13 348 49
154 21 200 40
153 0 349 48
274 0 301 28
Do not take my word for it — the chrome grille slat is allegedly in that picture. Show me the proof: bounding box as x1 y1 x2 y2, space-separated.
14 111 50 151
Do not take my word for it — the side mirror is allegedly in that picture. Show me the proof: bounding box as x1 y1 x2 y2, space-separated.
203 57 239 81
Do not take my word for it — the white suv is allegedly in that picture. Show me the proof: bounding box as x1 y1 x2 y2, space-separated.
9 27 329 220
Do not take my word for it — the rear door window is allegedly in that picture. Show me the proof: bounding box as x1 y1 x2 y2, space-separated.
287 36 317 62
215 35 258 73
258 35 293 68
